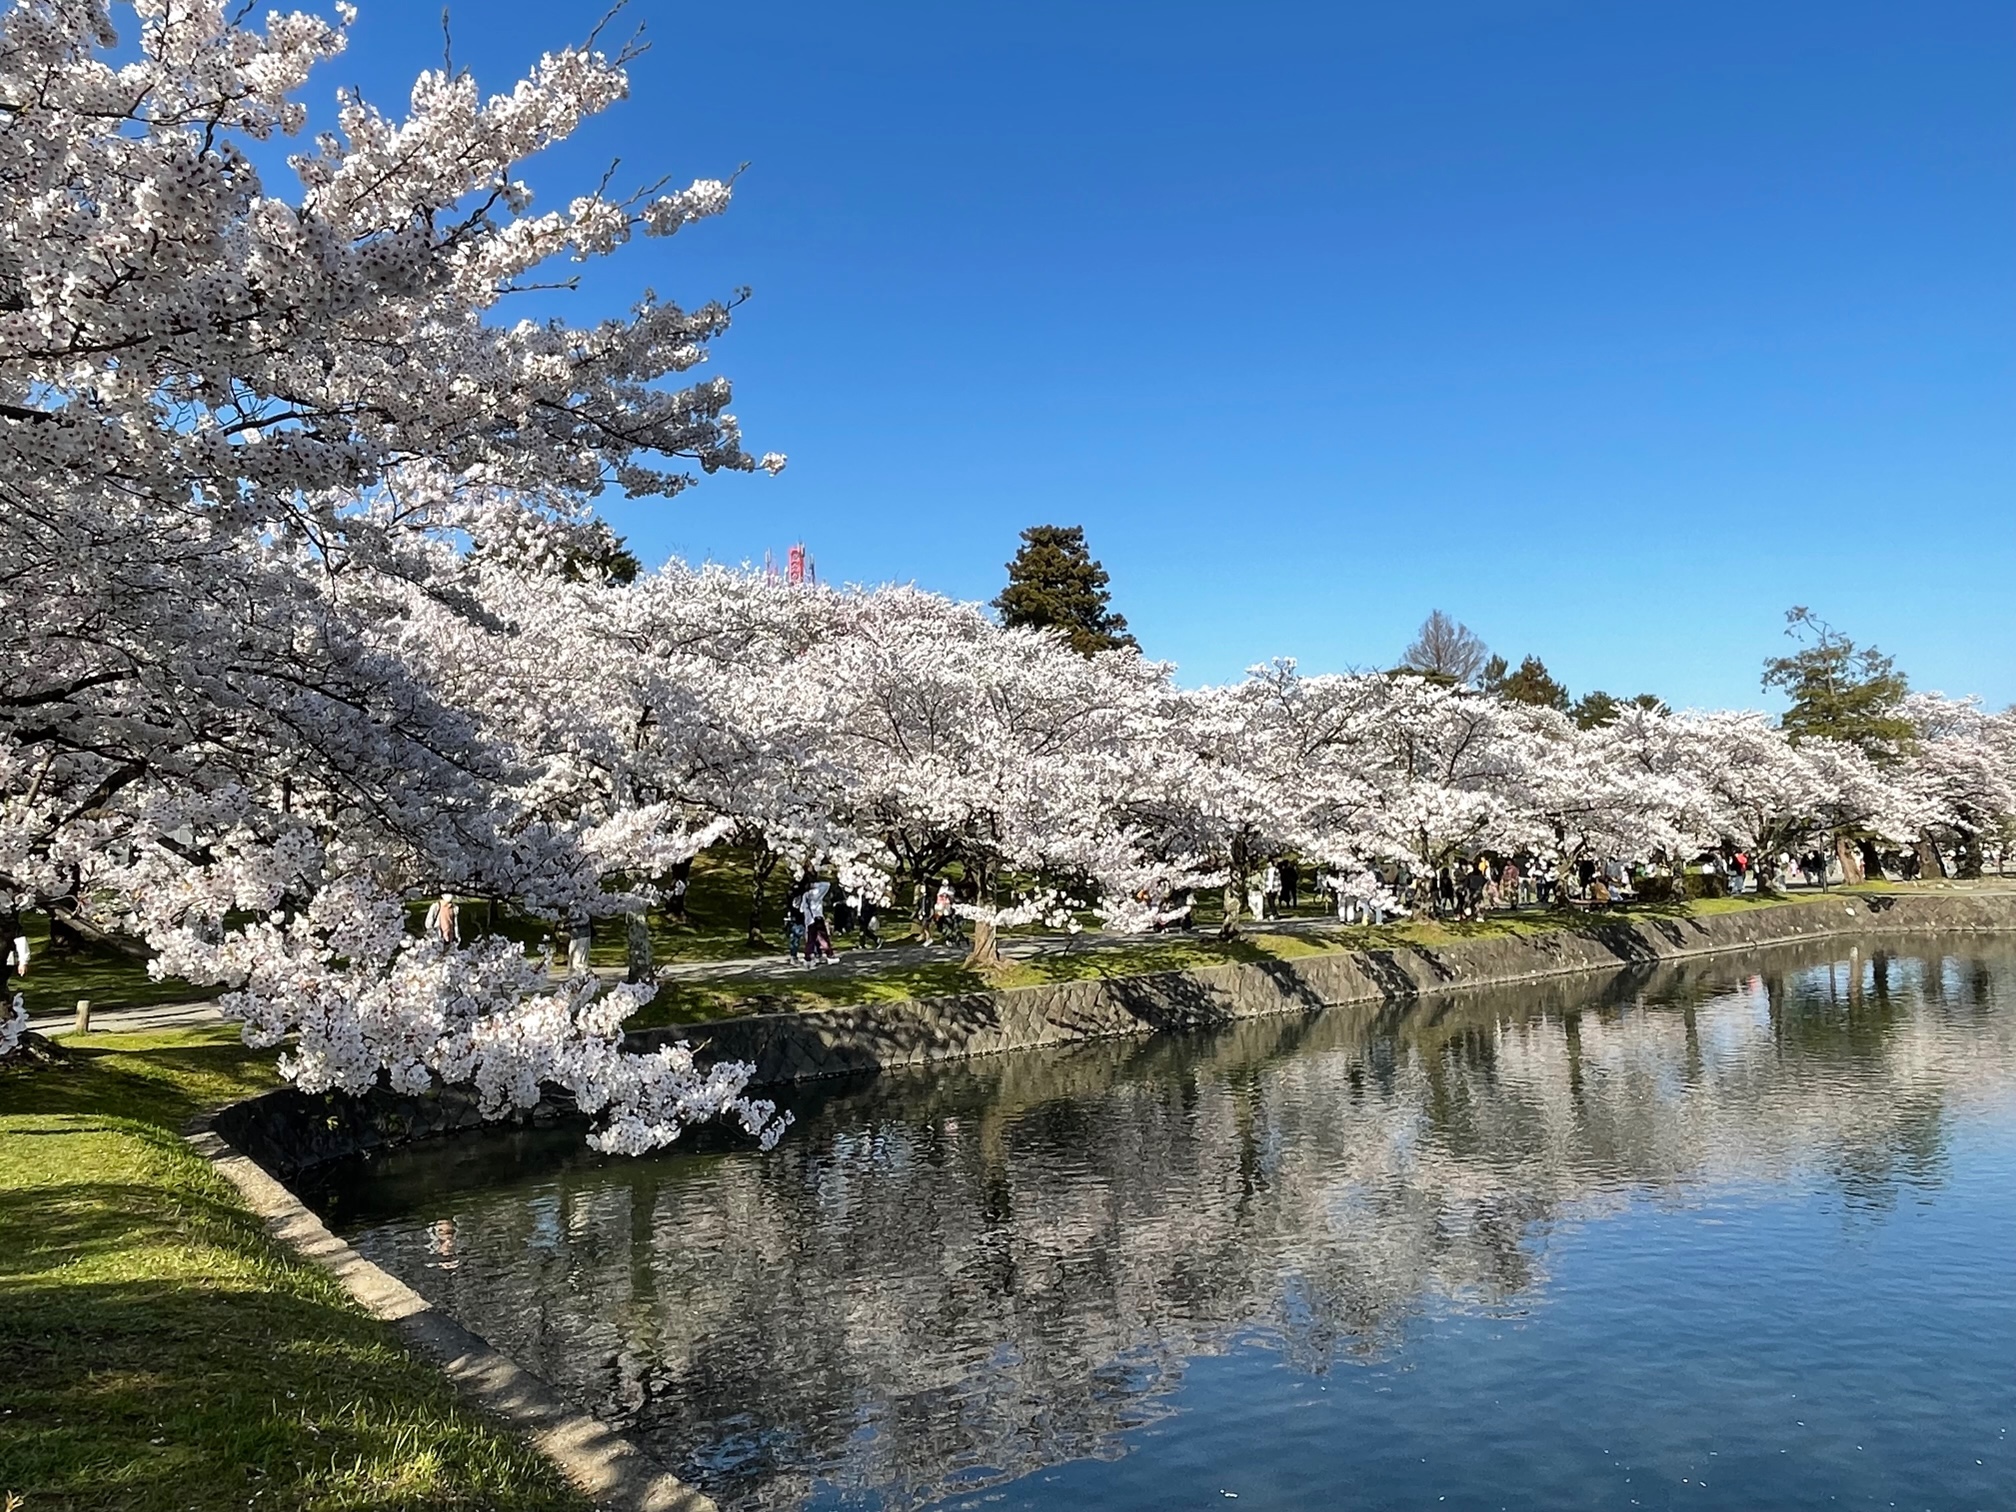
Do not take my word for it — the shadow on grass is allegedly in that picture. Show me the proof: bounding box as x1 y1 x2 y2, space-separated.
0 1108 585 1512
0 1272 582 1511
2 1034 275 1129
12 917 219 1015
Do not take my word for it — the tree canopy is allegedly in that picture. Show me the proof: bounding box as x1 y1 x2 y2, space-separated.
993 525 1137 656
1762 608 1915 764
1571 690 1668 730
1400 611 1489 686
1483 654 1571 711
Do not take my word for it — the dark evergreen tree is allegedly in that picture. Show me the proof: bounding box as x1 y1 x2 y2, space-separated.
1762 607 1914 763
564 521 641 585
1571 690 1619 729
1486 654 1570 711
993 525 1137 656
1570 689 1666 729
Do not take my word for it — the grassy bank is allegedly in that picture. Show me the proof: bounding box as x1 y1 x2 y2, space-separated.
627 892 1814 1027
0 1026 587 1512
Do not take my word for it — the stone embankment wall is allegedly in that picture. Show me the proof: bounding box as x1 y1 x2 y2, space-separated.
639 890 2012 1088
217 891 2016 1178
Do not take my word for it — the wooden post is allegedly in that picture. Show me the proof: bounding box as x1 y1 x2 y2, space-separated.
74 998 91 1034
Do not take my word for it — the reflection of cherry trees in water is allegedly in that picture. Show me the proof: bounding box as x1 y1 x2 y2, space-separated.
339 942 2016 1512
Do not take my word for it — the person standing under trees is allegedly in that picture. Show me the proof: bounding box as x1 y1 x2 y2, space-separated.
800 881 836 964
424 894 459 946
1279 857 1300 911
3 893 28 991
1462 863 1487 920
565 914 593 976
993 526 1138 656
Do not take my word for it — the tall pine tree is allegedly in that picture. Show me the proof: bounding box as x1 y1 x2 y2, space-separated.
994 525 1138 656
1762 608 1914 763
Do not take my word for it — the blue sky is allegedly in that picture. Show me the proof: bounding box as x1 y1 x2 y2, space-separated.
328 0 2012 709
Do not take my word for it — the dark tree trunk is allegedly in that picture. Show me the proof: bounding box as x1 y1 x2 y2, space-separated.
1953 809 1985 879
1858 839 1886 884
1915 833 1947 881
46 910 89 957
1219 835 1250 940
47 903 149 961
746 847 778 946
625 909 653 984
965 858 1001 966
1956 829 1985 880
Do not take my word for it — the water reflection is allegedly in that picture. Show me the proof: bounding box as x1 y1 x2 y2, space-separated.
316 941 2016 1511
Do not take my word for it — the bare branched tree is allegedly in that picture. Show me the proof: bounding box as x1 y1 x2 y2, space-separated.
1401 610 1488 686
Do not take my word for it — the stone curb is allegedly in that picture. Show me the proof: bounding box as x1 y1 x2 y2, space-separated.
182 1115 717 1512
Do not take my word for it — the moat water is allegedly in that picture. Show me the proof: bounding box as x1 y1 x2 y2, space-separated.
305 939 2016 1512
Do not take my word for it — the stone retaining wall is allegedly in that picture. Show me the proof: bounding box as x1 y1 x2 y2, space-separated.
635 890 2009 1087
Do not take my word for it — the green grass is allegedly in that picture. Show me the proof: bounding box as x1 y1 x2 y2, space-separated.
404 847 793 972
7 913 218 1019
0 1027 588 1512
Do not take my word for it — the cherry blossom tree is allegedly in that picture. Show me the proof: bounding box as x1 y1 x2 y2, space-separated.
1900 694 2016 878
0 0 786 1142
813 591 1173 960
1353 675 1555 884
1138 665 1391 933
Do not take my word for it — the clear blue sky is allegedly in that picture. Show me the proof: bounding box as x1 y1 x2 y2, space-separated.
331 0 2013 709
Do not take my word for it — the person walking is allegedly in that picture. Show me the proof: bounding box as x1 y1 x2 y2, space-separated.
4 893 28 983
854 892 883 949
804 882 837 964
1279 858 1300 911
1461 864 1486 920
784 890 807 964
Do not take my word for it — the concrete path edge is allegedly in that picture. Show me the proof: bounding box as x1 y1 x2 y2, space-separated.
182 1114 717 1512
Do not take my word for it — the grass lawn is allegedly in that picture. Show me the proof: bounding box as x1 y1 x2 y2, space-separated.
0 1026 587 1512
7 913 218 1020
